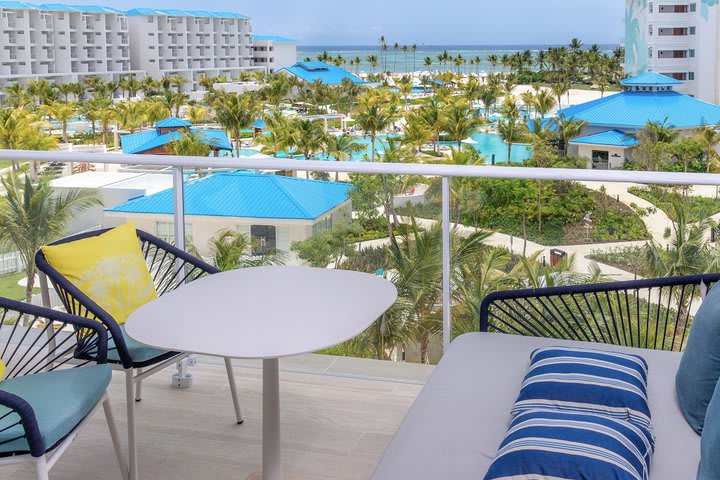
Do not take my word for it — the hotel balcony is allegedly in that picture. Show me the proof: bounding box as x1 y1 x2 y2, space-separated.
0 149 717 480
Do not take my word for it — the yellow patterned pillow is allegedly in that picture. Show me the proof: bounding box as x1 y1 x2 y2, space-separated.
41 222 158 325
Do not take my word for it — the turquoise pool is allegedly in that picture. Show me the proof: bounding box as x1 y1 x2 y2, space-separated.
232 132 530 164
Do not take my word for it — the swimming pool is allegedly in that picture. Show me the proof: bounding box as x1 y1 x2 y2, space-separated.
232 132 530 164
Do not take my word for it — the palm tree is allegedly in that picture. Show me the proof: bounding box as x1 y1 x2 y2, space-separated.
551 81 570 109
113 102 145 133
291 119 326 176
694 125 720 172
41 101 77 143
416 98 445 152
411 44 418 72
354 102 396 161
392 43 400 72
198 229 285 271
325 133 364 181
533 90 556 118
424 57 433 72
27 79 56 105
2 83 30 108
0 172 101 304
186 105 209 124
213 93 261 154
367 55 379 74
443 100 480 149
167 131 213 157
478 84 500 117
497 118 525 162
556 114 587 156
0 110 57 171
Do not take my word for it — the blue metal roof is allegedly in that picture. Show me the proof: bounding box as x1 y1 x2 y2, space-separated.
0 1 37 8
570 130 639 147
280 62 366 86
253 35 296 43
121 128 232 154
156 117 191 128
106 172 352 220
558 90 720 129
125 8 248 18
621 72 683 86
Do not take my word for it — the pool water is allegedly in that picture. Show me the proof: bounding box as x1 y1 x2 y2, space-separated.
232 132 530 164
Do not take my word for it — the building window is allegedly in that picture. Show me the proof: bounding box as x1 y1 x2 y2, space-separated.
649 2 653 13
689 72 695 80
591 150 609 170
690 26 696 35
690 3 697 12
648 47 653 58
156 221 193 243
649 25 653 36
250 225 276 255
689 49 695 57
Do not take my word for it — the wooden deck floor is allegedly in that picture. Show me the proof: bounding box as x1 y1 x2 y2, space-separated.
0 354 434 480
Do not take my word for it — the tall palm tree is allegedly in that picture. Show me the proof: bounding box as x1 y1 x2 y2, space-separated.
0 110 57 171
694 125 720 172
556 114 587 156
213 93 261 154
497 118 525 162
167 131 213 157
411 44 418 72
2 83 30 108
354 102 396 161
186 105 209 124
113 102 145 133
416 98 445 152
533 90 556 118
551 81 570 109
443 100 480 148
41 101 77 143
0 172 101 304
325 133 364 181
291 119 326 176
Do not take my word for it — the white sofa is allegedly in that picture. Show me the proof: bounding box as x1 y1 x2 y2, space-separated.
372 332 700 480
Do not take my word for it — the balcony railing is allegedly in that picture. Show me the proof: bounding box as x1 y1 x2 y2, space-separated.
3 149 720 354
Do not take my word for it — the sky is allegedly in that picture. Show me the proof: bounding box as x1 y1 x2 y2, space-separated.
70 0 626 46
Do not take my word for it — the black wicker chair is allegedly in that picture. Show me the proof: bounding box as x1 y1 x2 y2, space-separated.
0 297 126 480
35 228 243 480
479 273 720 352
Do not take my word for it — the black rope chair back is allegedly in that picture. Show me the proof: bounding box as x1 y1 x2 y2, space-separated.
0 298 107 457
480 273 720 352
35 228 219 369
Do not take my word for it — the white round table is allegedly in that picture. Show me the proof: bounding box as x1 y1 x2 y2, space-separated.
125 266 397 480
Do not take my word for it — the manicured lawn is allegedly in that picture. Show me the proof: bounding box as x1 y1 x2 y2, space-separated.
629 186 720 222
0 272 34 301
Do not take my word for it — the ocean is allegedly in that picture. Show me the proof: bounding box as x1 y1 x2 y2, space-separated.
297 44 620 75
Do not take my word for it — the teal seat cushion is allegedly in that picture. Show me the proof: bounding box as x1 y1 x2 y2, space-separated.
699 380 720 479
108 325 172 364
0 364 111 454
676 284 720 434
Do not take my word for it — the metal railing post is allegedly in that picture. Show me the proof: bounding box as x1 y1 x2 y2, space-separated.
441 176 451 353
171 165 193 388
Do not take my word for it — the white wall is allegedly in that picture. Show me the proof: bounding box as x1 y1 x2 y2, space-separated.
574 144 629 169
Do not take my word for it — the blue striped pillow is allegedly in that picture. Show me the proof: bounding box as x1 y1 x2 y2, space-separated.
484 409 655 480
512 347 652 429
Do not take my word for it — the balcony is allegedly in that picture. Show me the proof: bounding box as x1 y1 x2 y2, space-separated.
4 353 431 479
0 150 719 480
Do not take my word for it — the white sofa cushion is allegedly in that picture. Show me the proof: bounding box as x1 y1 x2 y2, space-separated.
371 332 700 480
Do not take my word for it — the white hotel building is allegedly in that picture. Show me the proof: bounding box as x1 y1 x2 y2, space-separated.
0 3 297 95
625 0 720 102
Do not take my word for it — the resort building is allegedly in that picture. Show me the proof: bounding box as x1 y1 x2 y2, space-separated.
104 171 353 256
0 3 298 98
558 72 720 168
625 0 720 102
252 35 297 73
120 117 232 155
0 2 139 91
125 8 258 92
280 61 366 86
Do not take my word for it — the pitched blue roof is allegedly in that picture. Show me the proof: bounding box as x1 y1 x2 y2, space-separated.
106 172 352 220
253 35 296 43
156 117 191 128
0 1 37 8
558 90 720 129
621 72 683 86
280 62 366 85
570 130 639 147
121 128 231 154
125 8 248 18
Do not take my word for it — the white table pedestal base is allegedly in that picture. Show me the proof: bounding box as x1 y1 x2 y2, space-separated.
263 358 281 480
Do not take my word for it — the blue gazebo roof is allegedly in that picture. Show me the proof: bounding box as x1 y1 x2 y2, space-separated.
570 130 639 147
620 72 684 87
121 128 232 154
106 172 352 220
155 117 191 128
280 62 366 86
